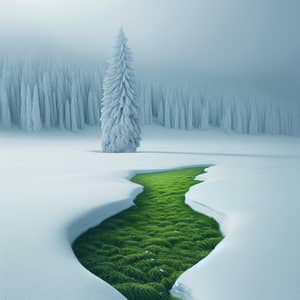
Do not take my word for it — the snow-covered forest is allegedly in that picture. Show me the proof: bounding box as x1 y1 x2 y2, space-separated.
0 59 299 136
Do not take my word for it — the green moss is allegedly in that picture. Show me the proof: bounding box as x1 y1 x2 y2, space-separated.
73 167 223 300
115 283 168 300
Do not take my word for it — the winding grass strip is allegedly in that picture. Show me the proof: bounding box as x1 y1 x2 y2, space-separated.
73 167 223 300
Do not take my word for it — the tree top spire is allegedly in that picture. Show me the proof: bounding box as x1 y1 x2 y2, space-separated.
117 27 128 44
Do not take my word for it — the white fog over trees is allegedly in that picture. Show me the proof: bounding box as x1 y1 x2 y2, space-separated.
0 58 299 136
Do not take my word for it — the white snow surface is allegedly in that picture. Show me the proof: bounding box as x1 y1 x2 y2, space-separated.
0 125 300 300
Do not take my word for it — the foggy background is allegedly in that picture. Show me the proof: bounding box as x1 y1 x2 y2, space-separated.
0 0 299 100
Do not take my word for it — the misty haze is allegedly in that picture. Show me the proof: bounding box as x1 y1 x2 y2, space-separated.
0 2 300 300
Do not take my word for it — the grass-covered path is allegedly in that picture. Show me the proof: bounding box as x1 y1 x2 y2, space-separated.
73 167 223 300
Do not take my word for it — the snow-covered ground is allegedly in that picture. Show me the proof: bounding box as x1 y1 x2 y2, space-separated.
0 126 300 300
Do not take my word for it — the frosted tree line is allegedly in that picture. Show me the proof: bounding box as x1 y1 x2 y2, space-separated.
0 59 299 136
0 60 102 131
151 87 300 136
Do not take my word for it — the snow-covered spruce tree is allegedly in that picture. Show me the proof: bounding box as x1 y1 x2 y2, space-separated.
31 85 42 132
42 72 51 129
25 85 32 131
101 29 141 153
0 81 11 129
186 99 193 130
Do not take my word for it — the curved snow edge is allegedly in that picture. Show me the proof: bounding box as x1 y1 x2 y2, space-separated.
66 163 223 300
65 187 143 300
171 166 228 300
66 164 213 243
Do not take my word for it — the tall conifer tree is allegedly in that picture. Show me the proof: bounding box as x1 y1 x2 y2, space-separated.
101 29 141 152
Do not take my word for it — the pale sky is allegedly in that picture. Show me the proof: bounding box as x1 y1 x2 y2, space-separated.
0 0 299 98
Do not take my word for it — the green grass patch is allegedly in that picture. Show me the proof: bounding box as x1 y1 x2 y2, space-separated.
73 167 223 300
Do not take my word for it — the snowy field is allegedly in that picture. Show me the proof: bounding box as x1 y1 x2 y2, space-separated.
0 126 300 300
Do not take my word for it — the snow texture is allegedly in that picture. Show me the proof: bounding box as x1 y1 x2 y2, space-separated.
0 59 299 136
101 29 141 153
0 126 299 300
